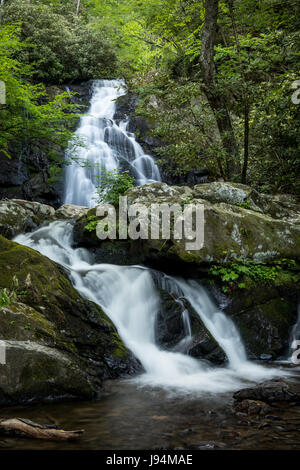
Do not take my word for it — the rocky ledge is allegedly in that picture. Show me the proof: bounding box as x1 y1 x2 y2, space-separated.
0 234 139 406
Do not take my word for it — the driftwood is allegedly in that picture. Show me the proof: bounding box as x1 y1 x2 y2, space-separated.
0 418 84 441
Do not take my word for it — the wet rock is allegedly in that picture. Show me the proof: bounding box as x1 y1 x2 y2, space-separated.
225 284 299 359
23 173 62 208
234 399 271 416
151 271 226 363
233 380 300 405
260 354 273 360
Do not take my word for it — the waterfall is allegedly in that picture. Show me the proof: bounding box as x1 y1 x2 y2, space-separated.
64 79 161 207
13 77 290 395
14 221 286 394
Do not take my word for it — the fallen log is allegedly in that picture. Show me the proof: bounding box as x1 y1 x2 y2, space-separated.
0 418 84 441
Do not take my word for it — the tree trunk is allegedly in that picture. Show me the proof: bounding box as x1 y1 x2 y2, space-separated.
241 100 249 184
199 0 239 179
227 0 250 184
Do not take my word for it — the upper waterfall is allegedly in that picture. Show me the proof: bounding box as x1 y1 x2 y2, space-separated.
64 79 161 208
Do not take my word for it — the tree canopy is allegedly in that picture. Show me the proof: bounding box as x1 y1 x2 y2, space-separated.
0 0 299 193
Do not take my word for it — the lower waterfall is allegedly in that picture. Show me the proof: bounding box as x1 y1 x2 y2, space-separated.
14 221 287 395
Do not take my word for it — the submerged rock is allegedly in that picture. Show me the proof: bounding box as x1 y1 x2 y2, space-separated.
233 379 300 405
234 399 271 416
0 235 139 405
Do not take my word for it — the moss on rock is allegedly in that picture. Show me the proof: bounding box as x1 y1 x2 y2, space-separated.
0 235 139 405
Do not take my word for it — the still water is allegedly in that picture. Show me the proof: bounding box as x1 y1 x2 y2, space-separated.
1 374 299 450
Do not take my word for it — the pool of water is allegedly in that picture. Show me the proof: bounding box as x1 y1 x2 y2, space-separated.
1 371 300 450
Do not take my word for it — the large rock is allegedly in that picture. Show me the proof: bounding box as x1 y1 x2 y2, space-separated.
74 182 300 268
0 235 138 405
0 199 55 239
124 182 300 266
0 198 91 240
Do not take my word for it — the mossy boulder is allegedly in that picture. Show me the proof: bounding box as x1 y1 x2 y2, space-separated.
0 236 139 405
73 182 300 271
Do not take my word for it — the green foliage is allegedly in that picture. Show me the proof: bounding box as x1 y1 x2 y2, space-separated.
84 215 99 232
0 288 17 308
0 274 19 307
95 169 134 206
0 23 81 159
210 258 299 293
235 199 252 210
1 0 299 193
1 0 117 83
90 0 300 192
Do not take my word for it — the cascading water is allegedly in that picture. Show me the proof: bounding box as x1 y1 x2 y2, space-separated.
14 221 286 395
64 79 161 207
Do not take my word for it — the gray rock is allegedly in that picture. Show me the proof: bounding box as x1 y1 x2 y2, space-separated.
0 199 54 239
54 204 89 220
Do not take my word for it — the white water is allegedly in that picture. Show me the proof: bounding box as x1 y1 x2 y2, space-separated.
64 79 161 207
14 221 287 395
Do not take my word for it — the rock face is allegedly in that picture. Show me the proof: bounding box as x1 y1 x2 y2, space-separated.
224 283 298 359
150 270 226 363
0 235 139 405
0 82 92 208
74 182 300 268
